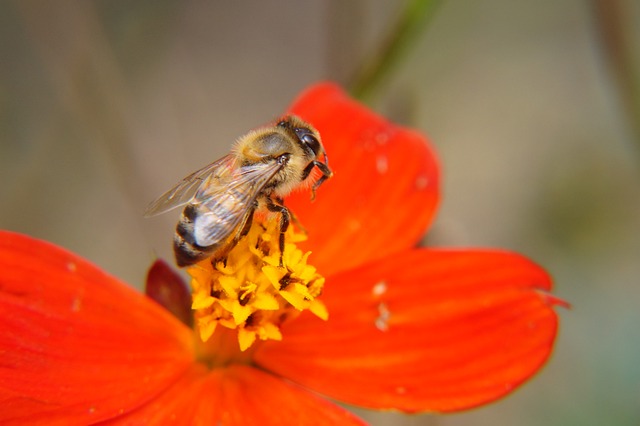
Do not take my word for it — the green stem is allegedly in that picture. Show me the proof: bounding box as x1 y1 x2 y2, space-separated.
593 0 640 157
349 0 443 103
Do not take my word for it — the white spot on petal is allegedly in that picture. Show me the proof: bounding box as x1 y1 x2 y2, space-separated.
372 281 388 297
67 262 77 272
347 219 361 232
375 302 391 331
71 296 82 312
415 175 429 190
395 386 407 395
376 155 389 174
375 132 390 145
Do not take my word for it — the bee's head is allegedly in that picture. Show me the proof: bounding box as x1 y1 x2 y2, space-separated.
236 115 332 197
276 116 325 162
275 115 332 198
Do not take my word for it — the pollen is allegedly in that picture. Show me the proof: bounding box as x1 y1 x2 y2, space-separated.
187 217 327 352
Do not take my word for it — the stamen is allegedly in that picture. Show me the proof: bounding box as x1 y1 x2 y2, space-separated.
187 217 327 352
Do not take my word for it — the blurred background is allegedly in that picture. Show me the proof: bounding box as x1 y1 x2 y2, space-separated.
1 1 639 425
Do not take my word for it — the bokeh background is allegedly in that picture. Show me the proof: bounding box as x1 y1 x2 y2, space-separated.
1 1 639 425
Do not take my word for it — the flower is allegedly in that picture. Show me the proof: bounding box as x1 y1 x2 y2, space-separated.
0 83 565 425
189 217 328 351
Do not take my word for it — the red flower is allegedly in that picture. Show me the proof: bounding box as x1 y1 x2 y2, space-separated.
0 83 565 425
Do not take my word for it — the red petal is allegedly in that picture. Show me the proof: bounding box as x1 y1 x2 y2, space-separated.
0 231 194 424
99 364 217 426
109 365 366 426
215 366 366 425
285 83 440 276
255 249 562 413
145 259 194 328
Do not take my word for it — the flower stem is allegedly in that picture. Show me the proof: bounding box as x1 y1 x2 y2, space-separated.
349 0 443 103
592 0 640 159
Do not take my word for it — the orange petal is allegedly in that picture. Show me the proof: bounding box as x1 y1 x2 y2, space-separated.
215 366 367 425
0 231 194 424
99 364 217 426
110 365 366 425
285 82 440 276
255 249 563 413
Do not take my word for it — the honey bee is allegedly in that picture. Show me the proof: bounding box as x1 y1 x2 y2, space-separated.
144 115 333 267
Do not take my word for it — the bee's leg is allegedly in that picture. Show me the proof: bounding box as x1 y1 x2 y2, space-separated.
215 205 256 268
301 160 333 200
237 206 255 241
300 161 316 181
266 197 290 267
274 196 306 234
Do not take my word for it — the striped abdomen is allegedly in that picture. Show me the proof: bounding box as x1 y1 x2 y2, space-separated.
173 182 256 266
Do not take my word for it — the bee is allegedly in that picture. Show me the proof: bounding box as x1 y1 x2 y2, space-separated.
144 115 333 267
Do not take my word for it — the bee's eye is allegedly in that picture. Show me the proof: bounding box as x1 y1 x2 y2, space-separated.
301 134 320 155
295 128 321 156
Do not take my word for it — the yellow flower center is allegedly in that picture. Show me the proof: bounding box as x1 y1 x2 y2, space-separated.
187 216 327 353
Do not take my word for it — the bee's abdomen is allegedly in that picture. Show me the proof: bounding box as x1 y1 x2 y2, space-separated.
174 204 217 267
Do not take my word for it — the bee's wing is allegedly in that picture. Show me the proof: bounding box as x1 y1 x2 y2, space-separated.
143 155 236 217
192 160 284 247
